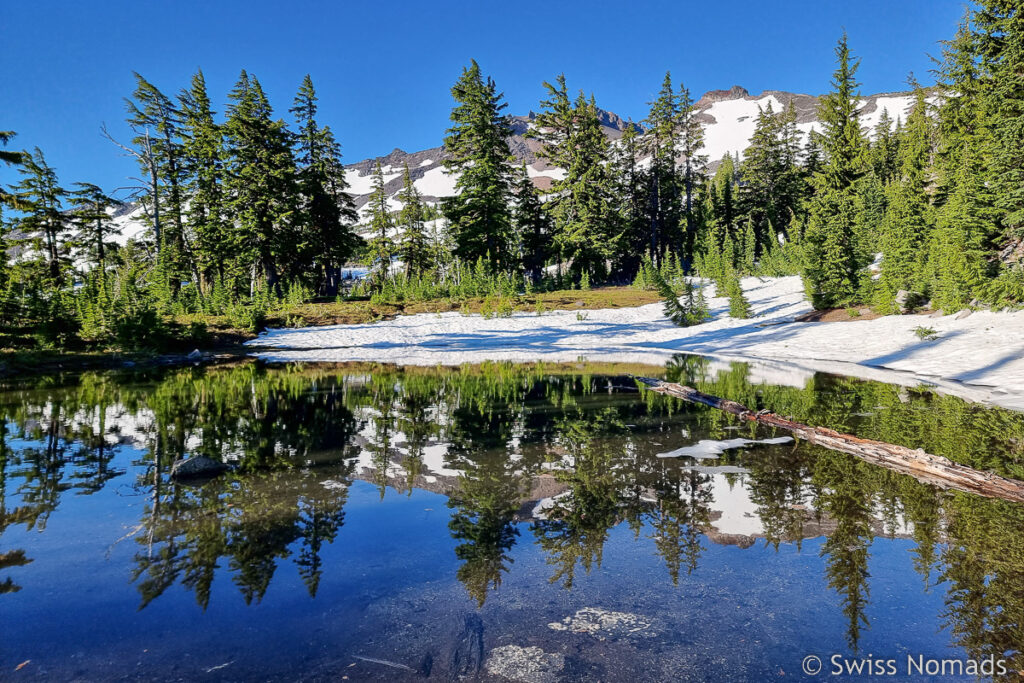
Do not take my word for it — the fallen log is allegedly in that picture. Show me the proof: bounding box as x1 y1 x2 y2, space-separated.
634 376 1024 505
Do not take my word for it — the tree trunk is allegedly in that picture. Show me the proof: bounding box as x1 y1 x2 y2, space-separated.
634 377 1024 504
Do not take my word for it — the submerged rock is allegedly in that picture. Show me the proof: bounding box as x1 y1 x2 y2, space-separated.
484 645 564 683
170 455 228 480
548 607 654 640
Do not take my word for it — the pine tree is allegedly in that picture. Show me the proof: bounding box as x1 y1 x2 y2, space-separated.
179 69 229 292
442 61 516 270
396 164 430 278
803 33 867 309
366 161 394 287
290 75 359 294
511 163 550 284
223 70 298 293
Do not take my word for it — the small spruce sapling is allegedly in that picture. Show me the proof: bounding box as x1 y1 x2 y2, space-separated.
725 269 751 319
652 268 707 327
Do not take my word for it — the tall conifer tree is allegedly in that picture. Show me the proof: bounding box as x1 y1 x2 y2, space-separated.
396 164 430 277
223 71 298 293
803 33 866 309
442 61 515 270
290 75 359 293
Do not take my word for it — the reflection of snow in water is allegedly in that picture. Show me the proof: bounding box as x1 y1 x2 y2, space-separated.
656 436 793 459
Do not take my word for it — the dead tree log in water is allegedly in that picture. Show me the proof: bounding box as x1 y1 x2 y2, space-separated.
634 377 1024 504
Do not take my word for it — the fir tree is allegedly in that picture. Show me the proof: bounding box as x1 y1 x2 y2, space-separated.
511 163 550 284
977 2 1024 237
126 73 189 286
68 183 120 278
9 147 67 280
803 33 866 309
366 161 393 286
677 82 707 262
223 70 298 293
396 164 430 278
642 72 684 263
609 121 646 276
290 74 359 294
929 151 990 311
740 100 806 250
442 60 516 270
179 69 229 292
532 79 618 282
652 267 707 327
724 267 751 319
877 87 934 310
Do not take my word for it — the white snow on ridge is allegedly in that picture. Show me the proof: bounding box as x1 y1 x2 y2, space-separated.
702 95 785 162
859 94 915 132
414 166 459 197
249 276 1024 412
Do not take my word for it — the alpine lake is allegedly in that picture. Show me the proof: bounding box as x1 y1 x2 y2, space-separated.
2 355 1022 681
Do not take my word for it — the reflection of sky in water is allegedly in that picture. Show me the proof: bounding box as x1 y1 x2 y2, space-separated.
2 362 1021 680
2 468 957 681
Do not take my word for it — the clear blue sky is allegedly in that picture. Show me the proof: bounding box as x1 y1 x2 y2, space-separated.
3 0 966 196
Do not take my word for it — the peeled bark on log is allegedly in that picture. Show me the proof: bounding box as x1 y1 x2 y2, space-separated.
634 377 1024 504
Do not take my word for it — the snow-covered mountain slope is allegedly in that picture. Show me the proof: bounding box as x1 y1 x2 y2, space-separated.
344 85 916 216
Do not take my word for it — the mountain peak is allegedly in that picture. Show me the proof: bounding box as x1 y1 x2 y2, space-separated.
697 86 751 107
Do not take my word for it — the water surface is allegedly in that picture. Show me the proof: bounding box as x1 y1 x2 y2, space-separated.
1 357 1022 680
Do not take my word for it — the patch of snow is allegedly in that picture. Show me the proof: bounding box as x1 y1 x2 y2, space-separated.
702 95 784 162
414 166 458 197
248 275 1024 412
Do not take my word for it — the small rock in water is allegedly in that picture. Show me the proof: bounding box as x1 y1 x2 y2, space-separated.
548 607 654 641
170 455 228 480
484 645 564 683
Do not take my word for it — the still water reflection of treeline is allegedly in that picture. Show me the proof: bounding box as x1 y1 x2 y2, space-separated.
1 357 1022 665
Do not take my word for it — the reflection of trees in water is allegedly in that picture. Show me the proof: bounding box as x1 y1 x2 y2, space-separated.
1 360 1024 667
940 495 1024 676
531 408 631 589
133 465 354 608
